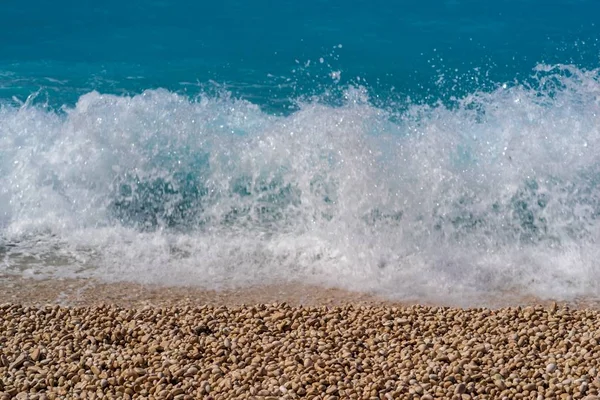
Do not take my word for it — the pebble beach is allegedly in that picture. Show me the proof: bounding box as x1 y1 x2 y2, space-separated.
1 279 600 399
3 0 600 398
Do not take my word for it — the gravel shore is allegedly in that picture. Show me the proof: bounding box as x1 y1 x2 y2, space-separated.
2 299 600 399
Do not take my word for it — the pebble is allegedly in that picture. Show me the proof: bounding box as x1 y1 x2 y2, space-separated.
455 383 467 394
29 348 41 362
0 303 600 398
8 353 27 370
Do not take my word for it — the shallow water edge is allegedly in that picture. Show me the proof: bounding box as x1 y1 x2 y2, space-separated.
2 275 599 310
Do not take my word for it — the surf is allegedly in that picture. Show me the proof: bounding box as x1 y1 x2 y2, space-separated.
1 64 600 305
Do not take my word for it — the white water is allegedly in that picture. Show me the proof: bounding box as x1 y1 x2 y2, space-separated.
1 64 600 305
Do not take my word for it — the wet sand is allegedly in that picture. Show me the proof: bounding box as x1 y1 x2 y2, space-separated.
1 275 598 310
0 276 391 309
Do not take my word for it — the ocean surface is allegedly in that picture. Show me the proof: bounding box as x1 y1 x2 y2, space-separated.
1 0 600 305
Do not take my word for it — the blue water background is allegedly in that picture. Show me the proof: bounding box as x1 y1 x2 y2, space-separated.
1 0 599 109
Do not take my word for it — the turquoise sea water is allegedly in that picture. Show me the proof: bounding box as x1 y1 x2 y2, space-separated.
1 0 600 304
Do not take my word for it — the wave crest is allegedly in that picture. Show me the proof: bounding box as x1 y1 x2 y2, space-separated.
1 64 600 305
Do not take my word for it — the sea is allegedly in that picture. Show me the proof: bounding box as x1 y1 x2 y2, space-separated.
1 0 600 305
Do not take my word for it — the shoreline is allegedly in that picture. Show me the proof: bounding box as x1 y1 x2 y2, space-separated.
0 275 391 309
1 275 600 310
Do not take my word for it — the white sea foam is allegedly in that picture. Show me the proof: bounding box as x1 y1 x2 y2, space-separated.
1 64 600 305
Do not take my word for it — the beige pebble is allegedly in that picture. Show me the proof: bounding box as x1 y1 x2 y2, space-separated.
0 354 9 367
9 353 28 370
30 348 41 362
0 302 599 399
455 383 466 394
